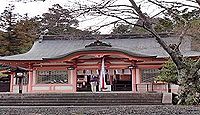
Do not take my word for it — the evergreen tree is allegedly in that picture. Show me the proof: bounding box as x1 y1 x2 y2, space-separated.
0 5 39 55
39 4 79 35
0 4 21 55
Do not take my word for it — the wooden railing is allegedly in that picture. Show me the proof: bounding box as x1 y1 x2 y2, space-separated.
135 83 170 93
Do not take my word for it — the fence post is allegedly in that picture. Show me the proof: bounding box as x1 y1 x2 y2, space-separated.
168 83 171 93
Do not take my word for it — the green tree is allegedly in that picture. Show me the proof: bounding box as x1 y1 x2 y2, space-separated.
0 4 21 55
0 30 8 56
111 24 133 34
70 0 200 105
10 0 200 105
37 4 93 35
155 60 178 85
111 18 174 34
39 4 82 35
14 15 39 53
0 5 39 55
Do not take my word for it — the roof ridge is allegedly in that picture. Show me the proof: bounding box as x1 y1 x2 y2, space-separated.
39 32 175 41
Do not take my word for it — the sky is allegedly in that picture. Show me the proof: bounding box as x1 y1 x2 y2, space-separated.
0 0 196 34
0 0 69 16
0 0 131 33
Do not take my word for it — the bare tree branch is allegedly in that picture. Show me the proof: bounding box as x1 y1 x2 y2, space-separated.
97 9 141 27
186 0 197 3
151 10 165 18
195 58 200 71
71 0 198 71
92 20 120 32
176 19 191 49
148 0 176 14
129 0 186 69
196 0 200 6
152 0 200 9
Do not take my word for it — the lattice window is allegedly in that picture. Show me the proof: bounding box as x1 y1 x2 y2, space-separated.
36 70 68 84
141 69 159 83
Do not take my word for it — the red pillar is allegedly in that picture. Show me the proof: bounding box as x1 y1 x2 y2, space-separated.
28 64 33 93
10 73 14 92
132 68 137 92
72 69 77 92
28 71 33 92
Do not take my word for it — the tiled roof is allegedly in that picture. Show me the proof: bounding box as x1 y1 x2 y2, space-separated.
44 46 153 60
0 34 200 61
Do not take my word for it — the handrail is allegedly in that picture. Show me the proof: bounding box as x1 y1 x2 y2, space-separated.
135 83 170 93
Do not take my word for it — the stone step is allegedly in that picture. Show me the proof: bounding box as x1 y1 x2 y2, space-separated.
0 97 161 101
0 93 163 106
0 96 162 100
0 93 162 96
0 102 163 106
0 99 161 103
0 93 162 98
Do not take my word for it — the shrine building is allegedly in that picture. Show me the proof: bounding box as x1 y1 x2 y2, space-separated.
0 34 200 93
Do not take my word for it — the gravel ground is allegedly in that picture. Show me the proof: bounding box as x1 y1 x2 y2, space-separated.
0 105 200 115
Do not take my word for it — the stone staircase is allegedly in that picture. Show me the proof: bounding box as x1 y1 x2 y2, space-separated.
0 93 163 106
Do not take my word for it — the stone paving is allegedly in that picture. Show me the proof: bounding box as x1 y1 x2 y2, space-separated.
0 105 200 115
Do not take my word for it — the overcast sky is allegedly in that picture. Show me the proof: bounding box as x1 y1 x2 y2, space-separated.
0 0 195 34
0 0 132 33
0 0 69 16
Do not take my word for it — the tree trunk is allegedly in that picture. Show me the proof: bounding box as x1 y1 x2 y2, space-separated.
177 67 200 105
196 0 200 6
